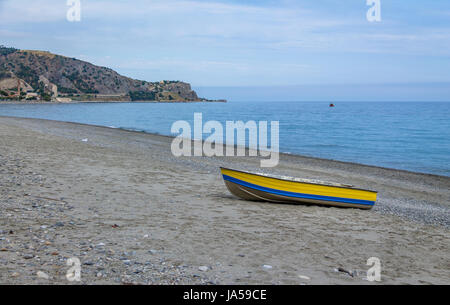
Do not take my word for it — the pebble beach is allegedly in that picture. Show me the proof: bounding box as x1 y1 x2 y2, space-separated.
0 116 449 285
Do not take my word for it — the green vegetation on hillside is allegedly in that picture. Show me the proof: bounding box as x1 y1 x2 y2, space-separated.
0 46 18 56
0 46 212 102
129 91 156 101
63 71 99 94
15 63 40 89
0 69 12 80
58 86 78 94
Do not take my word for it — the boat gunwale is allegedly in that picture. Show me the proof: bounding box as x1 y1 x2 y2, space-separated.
220 167 378 194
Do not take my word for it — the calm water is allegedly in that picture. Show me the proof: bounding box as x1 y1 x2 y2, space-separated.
1 101 449 176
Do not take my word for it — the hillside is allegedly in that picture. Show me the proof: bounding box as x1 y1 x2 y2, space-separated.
0 46 220 102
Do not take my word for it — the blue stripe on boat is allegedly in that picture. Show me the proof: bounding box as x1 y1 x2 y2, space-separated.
222 175 375 206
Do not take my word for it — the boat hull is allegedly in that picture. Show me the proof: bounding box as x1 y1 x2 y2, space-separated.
221 168 377 210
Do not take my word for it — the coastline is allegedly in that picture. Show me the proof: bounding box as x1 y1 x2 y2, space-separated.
0 114 448 180
0 99 226 105
0 116 449 284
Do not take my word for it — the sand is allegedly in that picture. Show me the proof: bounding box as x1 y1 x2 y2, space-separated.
0 116 449 285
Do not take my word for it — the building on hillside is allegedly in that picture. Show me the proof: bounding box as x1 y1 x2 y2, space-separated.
25 92 39 100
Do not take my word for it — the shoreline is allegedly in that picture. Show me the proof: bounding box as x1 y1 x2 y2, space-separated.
0 100 225 105
2 115 449 225
0 115 448 179
0 116 449 285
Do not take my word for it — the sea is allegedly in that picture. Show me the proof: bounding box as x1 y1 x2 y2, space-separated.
1 101 449 176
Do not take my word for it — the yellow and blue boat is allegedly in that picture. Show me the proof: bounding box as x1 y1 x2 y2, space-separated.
220 168 377 209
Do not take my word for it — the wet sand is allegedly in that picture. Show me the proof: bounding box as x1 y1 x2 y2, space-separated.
0 116 449 284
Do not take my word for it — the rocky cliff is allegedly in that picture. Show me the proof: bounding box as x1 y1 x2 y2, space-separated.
0 46 218 102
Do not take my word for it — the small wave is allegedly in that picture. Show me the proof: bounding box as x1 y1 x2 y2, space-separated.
306 144 346 148
118 126 162 136
118 127 146 133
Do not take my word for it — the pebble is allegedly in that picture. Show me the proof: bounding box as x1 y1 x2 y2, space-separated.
262 265 273 270
23 254 34 259
335 267 356 277
0 119 449 287
198 266 209 272
37 271 49 280
298 275 311 281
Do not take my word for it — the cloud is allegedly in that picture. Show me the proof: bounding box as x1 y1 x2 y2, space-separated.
0 0 311 23
0 0 347 54
0 29 29 38
74 0 347 51
113 58 309 73
1 0 450 86
3 0 446 56
0 0 66 23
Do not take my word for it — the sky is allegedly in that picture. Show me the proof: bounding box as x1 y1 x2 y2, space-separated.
1 0 450 101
